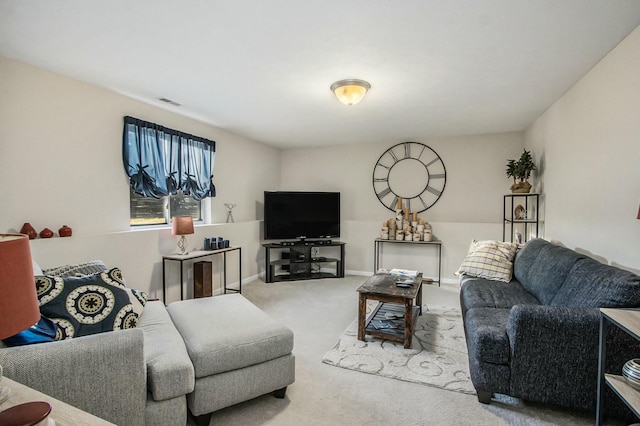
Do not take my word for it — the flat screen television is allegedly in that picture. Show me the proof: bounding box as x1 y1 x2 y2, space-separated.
264 191 340 240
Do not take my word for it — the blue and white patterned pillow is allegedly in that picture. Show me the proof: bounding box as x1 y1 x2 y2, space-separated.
35 267 148 340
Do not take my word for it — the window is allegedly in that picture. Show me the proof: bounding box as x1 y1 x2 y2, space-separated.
129 189 201 226
122 116 215 226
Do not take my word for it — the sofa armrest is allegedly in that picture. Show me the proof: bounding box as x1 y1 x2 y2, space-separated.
506 304 601 350
0 328 146 426
139 300 194 401
506 304 601 409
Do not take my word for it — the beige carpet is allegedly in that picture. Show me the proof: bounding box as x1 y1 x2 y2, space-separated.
196 276 600 426
322 304 475 395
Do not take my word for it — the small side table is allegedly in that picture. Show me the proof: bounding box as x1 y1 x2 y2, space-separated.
596 308 640 425
357 272 424 349
0 377 115 425
162 247 242 303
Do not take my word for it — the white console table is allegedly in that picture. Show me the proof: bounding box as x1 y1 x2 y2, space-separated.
162 247 242 303
373 238 442 286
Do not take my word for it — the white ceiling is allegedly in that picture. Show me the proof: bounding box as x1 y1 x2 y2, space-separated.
1 1 639 149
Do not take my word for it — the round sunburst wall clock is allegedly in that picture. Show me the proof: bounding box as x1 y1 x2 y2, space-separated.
372 142 447 213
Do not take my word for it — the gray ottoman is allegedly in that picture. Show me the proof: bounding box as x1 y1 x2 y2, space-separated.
167 294 295 424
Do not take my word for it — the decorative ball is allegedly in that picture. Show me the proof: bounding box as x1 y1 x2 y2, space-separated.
623 358 640 390
39 228 54 238
20 222 37 240
59 225 73 237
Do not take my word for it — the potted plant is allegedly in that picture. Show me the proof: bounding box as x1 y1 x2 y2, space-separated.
505 159 518 188
506 150 536 193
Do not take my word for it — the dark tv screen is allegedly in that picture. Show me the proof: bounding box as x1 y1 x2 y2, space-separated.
264 191 340 240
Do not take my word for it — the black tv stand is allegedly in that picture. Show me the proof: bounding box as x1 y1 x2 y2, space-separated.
262 241 346 283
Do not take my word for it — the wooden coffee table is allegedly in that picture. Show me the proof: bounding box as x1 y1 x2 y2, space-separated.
357 272 423 349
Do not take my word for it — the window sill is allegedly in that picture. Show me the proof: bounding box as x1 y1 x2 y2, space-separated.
129 221 206 232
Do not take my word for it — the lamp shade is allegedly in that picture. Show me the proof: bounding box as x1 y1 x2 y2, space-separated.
330 79 371 106
171 216 194 236
0 234 40 340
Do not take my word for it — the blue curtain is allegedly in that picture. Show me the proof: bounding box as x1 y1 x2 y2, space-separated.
122 116 216 201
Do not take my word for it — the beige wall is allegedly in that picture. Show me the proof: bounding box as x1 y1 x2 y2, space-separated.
280 133 525 279
4 19 638 299
0 56 281 299
0 54 527 292
524 25 640 273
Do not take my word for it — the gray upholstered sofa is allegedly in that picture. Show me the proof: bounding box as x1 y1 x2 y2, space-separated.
0 299 195 425
0 262 295 426
460 238 640 412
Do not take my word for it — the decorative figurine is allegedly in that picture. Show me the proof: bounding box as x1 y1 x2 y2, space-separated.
20 223 37 239
514 205 526 220
59 225 72 237
39 228 54 238
515 230 523 244
224 203 237 223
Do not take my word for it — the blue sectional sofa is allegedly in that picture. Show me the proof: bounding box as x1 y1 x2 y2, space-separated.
459 238 640 412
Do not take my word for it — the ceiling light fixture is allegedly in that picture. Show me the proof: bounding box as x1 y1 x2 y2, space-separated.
330 79 371 106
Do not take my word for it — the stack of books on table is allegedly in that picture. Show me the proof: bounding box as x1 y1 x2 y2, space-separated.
390 269 417 287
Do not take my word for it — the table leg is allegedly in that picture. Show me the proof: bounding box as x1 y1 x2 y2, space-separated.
596 316 608 425
358 294 367 341
265 246 271 283
223 251 228 293
374 240 378 273
162 259 167 304
416 282 423 316
438 244 442 287
404 298 413 349
180 261 184 300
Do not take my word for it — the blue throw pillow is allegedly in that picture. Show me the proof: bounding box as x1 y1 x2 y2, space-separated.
35 267 148 340
2 316 57 346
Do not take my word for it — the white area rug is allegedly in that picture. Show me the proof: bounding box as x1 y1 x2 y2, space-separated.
322 304 475 395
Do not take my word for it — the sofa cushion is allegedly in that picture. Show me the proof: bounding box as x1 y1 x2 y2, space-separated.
42 260 108 278
464 308 511 365
456 240 519 283
32 260 43 275
514 239 585 304
36 268 148 339
138 301 195 401
167 294 294 378
550 257 640 308
460 276 541 314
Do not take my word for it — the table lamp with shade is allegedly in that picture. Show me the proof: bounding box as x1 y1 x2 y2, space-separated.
172 216 194 255
0 234 41 341
0 234 56 347
0 234 54 419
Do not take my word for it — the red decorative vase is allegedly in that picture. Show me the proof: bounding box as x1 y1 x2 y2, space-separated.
39 228 54 238
20 222 37 240
59 225 72 237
